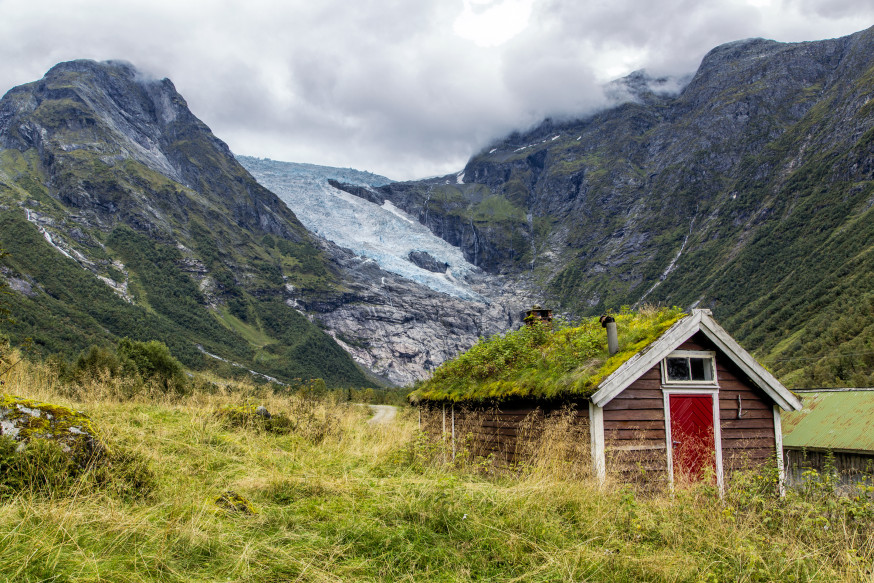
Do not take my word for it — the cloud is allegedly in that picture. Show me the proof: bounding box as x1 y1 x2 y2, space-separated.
0 0 872 180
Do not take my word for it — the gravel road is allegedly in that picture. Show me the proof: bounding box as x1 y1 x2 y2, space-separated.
367 404 398 425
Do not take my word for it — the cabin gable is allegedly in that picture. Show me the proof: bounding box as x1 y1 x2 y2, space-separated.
600 331 779 488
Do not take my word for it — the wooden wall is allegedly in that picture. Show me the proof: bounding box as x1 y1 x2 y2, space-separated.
603 366 668 481
601 332 777 481
420 402 591 472
785 449 874 488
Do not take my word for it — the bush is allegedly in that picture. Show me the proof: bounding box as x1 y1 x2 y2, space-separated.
215 403 295 435
67 338 188 395
117 338 187 393
72 345 121 381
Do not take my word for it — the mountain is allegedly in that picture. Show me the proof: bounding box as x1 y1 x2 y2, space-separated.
236 156 532 385
340 26 874 388
0 59 369 386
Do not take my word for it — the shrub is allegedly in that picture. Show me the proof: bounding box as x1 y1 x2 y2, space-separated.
72 345 122 381
117 338 187 393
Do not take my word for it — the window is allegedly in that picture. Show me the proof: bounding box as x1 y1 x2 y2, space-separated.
662 351 716 385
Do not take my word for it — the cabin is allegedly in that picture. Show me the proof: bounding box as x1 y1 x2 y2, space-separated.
411 308 803 491
782 388 874 487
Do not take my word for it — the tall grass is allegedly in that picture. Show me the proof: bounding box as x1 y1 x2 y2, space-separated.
1 352 873 581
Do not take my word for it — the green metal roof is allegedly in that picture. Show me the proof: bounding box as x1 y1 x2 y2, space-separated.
782 389 874 453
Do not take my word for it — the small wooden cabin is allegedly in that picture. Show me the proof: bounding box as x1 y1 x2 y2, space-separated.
782 388 874 487
412 309 802 491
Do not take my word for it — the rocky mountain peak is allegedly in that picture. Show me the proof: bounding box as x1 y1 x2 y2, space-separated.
0 59 309 243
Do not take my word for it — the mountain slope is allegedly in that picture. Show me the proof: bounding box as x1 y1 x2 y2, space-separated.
348 26 874 387
0 60 368 387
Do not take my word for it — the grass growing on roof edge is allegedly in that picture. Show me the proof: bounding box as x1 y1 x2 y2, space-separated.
410 306 685 403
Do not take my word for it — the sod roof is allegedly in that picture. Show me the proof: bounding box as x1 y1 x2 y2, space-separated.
409 306 686 403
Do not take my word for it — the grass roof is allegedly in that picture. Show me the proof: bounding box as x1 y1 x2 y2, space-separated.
409 306 686 403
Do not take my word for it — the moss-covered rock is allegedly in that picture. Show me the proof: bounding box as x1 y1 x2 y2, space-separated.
215 403 294 435
0 394 106 464
214 490 257 515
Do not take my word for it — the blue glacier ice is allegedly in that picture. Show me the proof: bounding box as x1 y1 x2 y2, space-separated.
238 156 485 301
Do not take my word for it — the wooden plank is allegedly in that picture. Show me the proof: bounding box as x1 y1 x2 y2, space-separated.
604 420 665 430
721 437 775 449
606 431 666 441
604 409 665 421
724 450 775 460
611 443 666 451
613 387 664 399
605 398 666 410
719 408 773 420
677 334 713 351
718 385 770 397
720 419 775 430
609 462 669 472
721 428 775 439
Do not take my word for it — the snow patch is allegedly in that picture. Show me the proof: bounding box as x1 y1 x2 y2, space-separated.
456 172 465 185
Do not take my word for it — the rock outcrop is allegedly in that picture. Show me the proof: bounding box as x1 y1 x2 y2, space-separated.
0 394 106 464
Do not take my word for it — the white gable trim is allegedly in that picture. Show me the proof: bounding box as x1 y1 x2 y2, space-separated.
591 310 802 412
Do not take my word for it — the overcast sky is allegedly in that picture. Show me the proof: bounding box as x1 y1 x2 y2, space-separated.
1 0 872 180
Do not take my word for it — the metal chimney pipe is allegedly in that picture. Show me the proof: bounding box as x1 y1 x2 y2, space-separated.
600 315 619 355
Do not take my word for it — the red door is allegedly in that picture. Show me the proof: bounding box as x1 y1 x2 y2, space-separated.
669 394 715 481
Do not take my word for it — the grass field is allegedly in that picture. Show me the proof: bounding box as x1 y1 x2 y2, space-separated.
2 353 873 582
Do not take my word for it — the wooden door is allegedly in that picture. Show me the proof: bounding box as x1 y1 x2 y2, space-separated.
669 394 715 481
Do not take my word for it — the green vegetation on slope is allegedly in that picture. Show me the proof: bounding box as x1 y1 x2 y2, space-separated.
0 211 368 387
411 306 684 402
0 59 367 389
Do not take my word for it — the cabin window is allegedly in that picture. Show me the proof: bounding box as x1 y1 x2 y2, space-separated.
662 351 717 385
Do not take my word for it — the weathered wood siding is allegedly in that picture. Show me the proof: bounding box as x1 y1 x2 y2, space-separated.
603 366 668 480
601 332 777 480
420 402 591 471
419 404 445 438
785 449 874 488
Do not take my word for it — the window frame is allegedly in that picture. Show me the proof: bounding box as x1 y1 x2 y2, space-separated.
661 350 718 386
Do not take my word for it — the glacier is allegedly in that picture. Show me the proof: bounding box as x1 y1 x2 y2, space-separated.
237 156 486 301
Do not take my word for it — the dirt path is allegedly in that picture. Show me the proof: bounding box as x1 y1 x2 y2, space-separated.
367 404 398 425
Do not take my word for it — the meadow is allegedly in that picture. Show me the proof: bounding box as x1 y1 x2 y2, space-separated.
2 351 873 582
